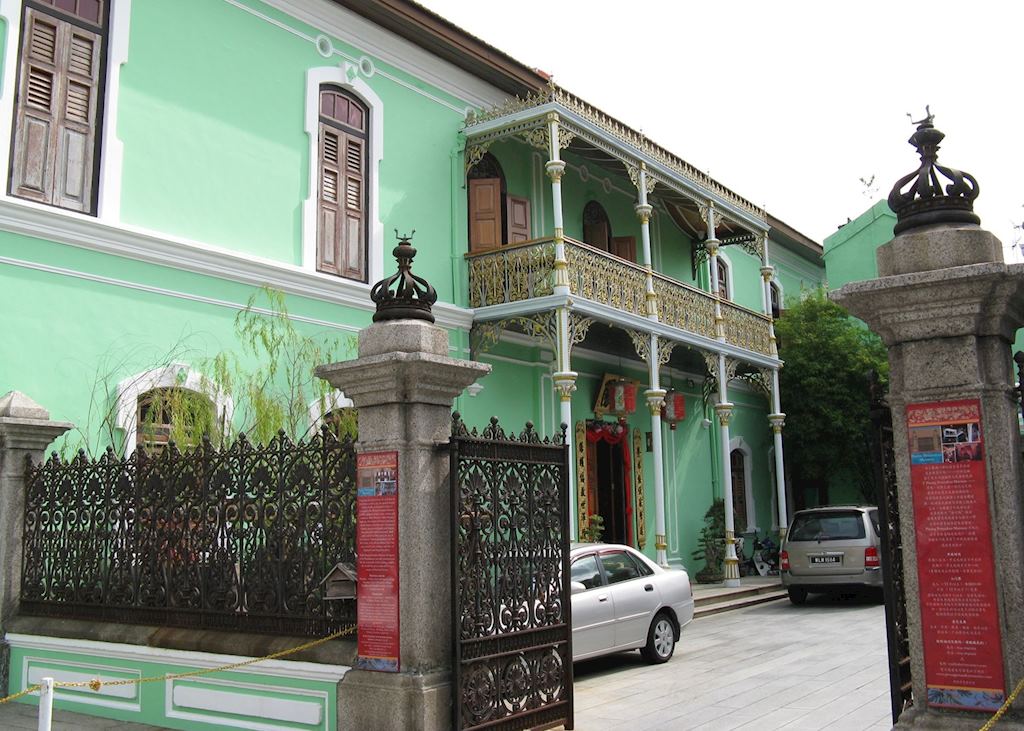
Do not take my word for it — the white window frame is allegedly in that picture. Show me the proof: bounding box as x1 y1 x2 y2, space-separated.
115 363 232 453
715 250 734 300
0 0 130 221
729 436 756 533
308 389 354 431
302 63 383 285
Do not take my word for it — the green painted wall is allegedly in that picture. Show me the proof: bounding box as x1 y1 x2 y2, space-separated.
822 199 896 290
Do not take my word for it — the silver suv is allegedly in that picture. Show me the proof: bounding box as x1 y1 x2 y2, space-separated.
780 506 882 605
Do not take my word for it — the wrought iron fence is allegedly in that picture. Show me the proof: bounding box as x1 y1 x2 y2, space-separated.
450 414 573 731
21 427 356 637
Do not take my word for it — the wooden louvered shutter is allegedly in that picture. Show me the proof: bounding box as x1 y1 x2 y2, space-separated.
468 178 501 252
506 195 530 244
11 8 100 212
317 124 343 276
340 134 365 281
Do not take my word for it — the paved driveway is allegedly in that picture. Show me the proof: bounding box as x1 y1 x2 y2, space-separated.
572 593 891 731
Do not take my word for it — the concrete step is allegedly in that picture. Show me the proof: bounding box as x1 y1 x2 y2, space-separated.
693 580 784 607
694 588 788 618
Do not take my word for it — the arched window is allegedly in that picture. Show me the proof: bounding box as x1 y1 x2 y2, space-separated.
715 255 731 300
467 152 506 252
317 86 368 282
582 200 611 252
137 387 215 452
115 364 232 455
770 281 782 319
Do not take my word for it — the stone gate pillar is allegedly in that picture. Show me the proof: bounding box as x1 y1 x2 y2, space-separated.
0 392 72 695
316 234 489 731
834 114 1024 729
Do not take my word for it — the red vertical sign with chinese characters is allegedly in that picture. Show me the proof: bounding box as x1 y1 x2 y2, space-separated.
906 399 1004 711
355 451 399 672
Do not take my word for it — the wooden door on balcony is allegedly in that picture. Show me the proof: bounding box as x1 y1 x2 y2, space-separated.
611 236 636 263
469 177 502 252
507 195 531 243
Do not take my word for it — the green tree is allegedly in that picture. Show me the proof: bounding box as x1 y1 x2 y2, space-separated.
774 288 888 504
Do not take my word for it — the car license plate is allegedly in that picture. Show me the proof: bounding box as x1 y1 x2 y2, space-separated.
810 555 842 565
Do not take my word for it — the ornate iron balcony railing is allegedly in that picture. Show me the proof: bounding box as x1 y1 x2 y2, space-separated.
466 238 774 356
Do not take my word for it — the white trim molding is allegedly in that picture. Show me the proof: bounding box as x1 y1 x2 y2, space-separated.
308 390 353 429
115 364 233 452
729 436 757 533
0 197 475 330
302 64 385 287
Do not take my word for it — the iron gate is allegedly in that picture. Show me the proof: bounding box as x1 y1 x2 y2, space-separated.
868 372 913 722
450 414 573 731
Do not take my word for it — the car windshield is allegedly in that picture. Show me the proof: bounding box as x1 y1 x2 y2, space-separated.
789 511 866 541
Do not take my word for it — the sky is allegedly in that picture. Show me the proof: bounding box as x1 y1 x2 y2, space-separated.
420 0 1024 260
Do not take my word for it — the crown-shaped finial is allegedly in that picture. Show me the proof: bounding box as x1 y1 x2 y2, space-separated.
369 230 437 323
887 107 980 235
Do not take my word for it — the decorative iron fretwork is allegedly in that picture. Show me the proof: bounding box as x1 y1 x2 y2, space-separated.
450 414 573 731
625 163 657 195
632 428 646 550
470 321 503 356
371 231 437 323
720 232 766 259
720 301 773 356
732 368 773 403
654 273 716 342
467 240 556 308
888 108 980 235
520 126 549 151
564 241 647 318
867 372 913 722
465 82 765 223
21 428 356 636
465 142 493 173
627 331 677 367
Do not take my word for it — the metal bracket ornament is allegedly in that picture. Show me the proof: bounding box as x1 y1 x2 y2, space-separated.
732 368 773 403
469 321 503 356
626 163 657 194
465 142 493 173
627 331 677 367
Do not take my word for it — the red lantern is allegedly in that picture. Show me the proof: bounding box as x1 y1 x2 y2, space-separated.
607 379 637 418
662 389 686 430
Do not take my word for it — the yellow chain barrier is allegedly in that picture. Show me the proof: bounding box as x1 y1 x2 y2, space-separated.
979 677 1024 731
0 624 355 705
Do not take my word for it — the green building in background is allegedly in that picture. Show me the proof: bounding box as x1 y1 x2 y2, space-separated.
0 1 824 727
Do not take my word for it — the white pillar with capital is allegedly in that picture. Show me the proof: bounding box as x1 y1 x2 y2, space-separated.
759 238 789 538
706 204 740 586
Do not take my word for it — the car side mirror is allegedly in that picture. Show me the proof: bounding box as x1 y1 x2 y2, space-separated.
570 581 586 595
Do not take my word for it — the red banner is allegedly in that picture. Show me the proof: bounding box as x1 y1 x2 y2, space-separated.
355 451 400 672
906 399 1004 711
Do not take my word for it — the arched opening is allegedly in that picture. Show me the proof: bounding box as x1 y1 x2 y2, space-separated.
583 200 611 251
730 448 748 532
467 152 530 252
137 387 216 453
770 281 782 319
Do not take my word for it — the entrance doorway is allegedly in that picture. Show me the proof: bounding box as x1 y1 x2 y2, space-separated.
585 421 633 545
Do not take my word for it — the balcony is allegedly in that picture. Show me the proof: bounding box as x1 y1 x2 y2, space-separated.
466 237 774 357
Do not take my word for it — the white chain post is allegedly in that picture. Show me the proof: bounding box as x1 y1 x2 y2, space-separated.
37 677 54 731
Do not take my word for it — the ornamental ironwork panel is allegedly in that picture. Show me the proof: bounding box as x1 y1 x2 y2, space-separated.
21 427 356 637
564 240 647 318
467 241 555 308
869 375 913 723
450 415 573 731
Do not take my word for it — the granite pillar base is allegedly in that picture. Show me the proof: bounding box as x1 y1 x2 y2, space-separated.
337 669 450 731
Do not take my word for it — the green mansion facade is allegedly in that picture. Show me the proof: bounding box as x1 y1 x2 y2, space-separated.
0 0 825 727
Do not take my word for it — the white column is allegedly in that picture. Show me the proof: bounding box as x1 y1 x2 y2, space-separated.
706 205 739 586
645 334 668 566
769 371 788 540
547 113 577 538
760 236 788 538
635 163 668 564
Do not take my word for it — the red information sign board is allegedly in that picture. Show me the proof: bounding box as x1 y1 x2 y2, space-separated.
355 451 399 672
906 399 1004 711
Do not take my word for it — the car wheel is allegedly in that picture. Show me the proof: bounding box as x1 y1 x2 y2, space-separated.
788 586 808 605
640 612 675 664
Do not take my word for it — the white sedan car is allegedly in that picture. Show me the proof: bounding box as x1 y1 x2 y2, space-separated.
569 543 694 663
